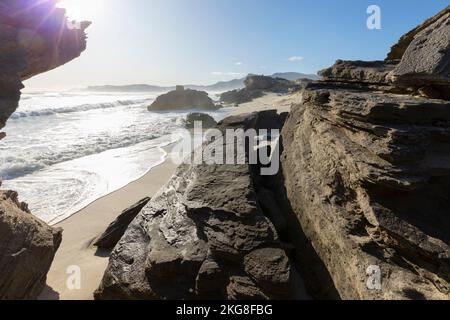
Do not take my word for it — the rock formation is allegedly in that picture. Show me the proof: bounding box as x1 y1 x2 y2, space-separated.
0 190 62 299
0 0 89 299
220 75 300 105
185 112 217 129
94 197 151 249
95 111 308 300
148 86 218 111
281 5 450 300
387 6 450 98
320 5 450 100
0 0 90 138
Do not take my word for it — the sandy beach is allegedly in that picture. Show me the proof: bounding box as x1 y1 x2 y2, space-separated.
38 93 296 300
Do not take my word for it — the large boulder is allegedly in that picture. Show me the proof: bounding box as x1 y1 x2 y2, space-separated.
0 190 62 299
94 197 151 249
148 86 218 111
95 111 307 300
185 113 217 129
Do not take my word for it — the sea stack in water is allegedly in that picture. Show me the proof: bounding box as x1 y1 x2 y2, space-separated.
282 5 450 299
0 0 89 299
148 86 218 111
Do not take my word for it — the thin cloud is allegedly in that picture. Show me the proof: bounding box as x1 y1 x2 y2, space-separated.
288 56 304 61
235 62 243 66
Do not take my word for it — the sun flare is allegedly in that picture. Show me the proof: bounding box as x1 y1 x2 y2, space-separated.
57 0 104 21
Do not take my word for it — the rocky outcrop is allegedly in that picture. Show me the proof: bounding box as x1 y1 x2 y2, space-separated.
94 197 151 249
0 0 89 299
0 190 62 299
95 111 308 300
319 60 396 85
0 0 90 138
148 86 218 111
281 6 450 300
386 5 450 61
185 112 217 129
220 88 264 105
220 75 300 105
244 75 292 91
320 5 450 100
387 6 450 95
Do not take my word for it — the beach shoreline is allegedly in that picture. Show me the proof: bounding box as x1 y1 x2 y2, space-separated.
39 92 295 300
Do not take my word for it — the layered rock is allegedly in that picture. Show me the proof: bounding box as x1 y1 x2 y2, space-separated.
281 6 450 300
387 6 450 96
0 190 62 299
148 86 218 111
0 0 89 299
220 75 300 105
320 6 450 100
95 111 307 300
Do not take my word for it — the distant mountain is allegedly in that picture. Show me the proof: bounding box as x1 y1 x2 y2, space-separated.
271 72 319 81
85 79 246 93
85 84 174 92
84 72 318 93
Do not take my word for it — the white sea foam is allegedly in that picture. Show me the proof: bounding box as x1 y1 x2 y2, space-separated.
1 90 229 224
10 98 151 119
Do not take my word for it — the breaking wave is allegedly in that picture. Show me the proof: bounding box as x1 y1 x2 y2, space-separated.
10 98 151 119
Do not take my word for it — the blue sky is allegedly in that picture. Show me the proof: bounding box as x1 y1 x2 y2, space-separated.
25 0 449 89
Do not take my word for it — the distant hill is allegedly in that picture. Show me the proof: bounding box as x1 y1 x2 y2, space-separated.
84 72 318 93
85 84 174 92
186 78 246 92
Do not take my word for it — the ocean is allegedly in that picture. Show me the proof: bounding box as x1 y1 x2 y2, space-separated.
0 90 229 225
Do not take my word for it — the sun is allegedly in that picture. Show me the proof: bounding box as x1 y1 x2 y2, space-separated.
57 0 104 21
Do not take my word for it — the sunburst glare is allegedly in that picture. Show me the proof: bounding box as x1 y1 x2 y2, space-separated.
57 0 104 21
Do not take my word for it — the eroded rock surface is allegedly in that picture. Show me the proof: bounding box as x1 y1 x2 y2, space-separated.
281 6 450 300
388 6 450 94
0 190 62 299
95 111 307 300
